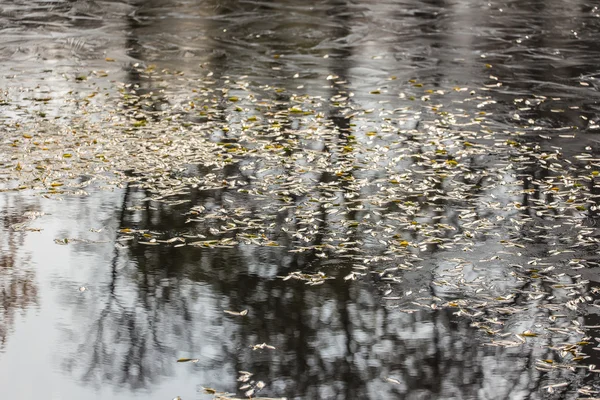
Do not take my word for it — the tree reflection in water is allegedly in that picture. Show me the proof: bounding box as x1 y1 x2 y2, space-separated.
62 179 585 399
0 194 39 349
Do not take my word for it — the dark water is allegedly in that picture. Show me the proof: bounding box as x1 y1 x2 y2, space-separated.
2 1 600 399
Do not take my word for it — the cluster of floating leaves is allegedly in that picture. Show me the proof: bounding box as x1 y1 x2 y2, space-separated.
4 62 600 396
280 271 333 286
200 371 271 400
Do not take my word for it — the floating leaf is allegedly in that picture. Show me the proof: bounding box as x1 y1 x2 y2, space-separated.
224 309 248 316
176 358 199 363
520 331 538 337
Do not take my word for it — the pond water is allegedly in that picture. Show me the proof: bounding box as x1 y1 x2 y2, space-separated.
2 1 600 399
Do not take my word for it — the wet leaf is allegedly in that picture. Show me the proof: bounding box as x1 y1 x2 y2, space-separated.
224 310 248 316
520 331 538 337
176 358 199 363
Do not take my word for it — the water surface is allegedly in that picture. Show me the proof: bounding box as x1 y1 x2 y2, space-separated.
2 1 600 399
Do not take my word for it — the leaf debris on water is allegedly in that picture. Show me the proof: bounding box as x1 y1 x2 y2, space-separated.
3 53 600 395
176 358 199 363
224 309 248 316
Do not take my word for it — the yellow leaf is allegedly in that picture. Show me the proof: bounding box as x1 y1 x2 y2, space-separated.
520 331 538 337
176 358 199 363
